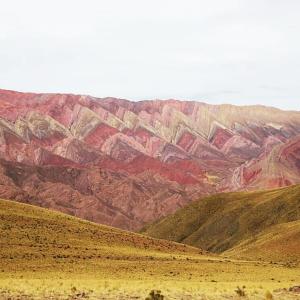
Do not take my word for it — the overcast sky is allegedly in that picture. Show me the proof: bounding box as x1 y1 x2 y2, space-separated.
1 0 300 110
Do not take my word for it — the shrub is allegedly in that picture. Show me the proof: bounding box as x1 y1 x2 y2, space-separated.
235 286 246 297
265 290 273 299
145 289 164 300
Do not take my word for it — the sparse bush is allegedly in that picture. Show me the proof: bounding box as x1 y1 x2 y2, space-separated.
145 289 164 300
69 286 89 299
265 290 273 299
235 286 246 297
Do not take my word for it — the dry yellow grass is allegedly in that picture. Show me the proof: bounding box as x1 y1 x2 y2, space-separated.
1 199 300 299
142 184 300 264
225 220 300 264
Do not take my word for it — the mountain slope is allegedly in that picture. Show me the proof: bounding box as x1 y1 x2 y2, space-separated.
1 88 300 230
0 198 204 270
0 159 211 230
222 135 300 190
224 220 300 263
143 184 300 262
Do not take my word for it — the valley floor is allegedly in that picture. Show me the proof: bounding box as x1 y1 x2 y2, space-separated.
1 257 300 299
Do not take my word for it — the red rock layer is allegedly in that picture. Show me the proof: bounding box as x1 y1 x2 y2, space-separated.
0 88 300 230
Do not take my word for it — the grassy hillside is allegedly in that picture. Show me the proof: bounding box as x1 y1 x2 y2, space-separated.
143 184 300 263
0 198 204 270
1 198 300 299
224 220 300 263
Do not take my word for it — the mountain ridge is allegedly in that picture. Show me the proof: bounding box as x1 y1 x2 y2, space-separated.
2 88 300 112
1 88 300 230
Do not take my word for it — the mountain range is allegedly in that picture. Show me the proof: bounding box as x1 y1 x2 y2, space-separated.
0 88 300 230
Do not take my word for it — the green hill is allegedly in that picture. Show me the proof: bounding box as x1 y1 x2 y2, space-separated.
142 184 300 263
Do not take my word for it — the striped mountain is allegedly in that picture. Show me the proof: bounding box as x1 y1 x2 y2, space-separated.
0 88 300 230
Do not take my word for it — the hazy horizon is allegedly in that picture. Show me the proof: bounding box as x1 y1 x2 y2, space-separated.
1 0 300 111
